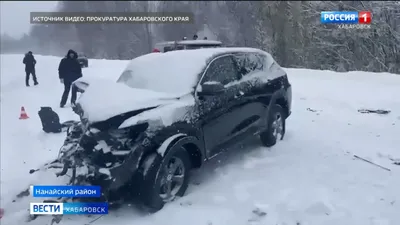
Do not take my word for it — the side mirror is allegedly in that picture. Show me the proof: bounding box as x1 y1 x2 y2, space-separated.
197 81 225 96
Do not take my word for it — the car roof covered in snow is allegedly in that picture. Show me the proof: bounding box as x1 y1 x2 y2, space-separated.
131 47 269 66
119 47 270 95
177 40 222 45
156 40 222 46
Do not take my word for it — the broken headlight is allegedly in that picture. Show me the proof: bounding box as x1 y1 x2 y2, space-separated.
80 122 149 161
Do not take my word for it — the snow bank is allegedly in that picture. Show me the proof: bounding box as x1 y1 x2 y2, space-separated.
1 53 399 225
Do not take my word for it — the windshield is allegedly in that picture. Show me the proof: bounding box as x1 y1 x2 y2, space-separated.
116 52 207 95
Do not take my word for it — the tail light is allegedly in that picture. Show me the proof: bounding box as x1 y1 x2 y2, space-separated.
152 48 160 53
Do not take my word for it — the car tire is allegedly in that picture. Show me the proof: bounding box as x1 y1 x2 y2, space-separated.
260 104 286 147
140 146 191 212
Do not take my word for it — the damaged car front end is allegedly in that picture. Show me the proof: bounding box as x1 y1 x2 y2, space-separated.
55 104 160 202
23 101 171 223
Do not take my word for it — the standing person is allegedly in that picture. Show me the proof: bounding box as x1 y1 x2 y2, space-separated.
58 49 82 108
23 51 38 86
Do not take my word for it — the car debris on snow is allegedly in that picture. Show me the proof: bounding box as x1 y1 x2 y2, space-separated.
354 155 391 171
98 168 111 176
357 108 391 115
306 108 321 113
389 158 400 166
247 207 267 223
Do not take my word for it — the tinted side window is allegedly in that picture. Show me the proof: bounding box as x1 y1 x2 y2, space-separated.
234 53 246 76
258 54 282 72
248 53 264 71
258 54 286 77
234 53 264 77
202 55 239 85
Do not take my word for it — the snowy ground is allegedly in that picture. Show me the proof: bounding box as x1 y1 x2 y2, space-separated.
1 54 399 225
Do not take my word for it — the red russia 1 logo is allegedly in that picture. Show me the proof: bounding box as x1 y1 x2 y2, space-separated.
358 11 371 24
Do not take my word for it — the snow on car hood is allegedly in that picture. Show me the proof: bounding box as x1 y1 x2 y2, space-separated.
77 79 184 123
118 94 195 129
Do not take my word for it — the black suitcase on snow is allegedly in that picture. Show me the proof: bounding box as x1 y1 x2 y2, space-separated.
38 107 62 133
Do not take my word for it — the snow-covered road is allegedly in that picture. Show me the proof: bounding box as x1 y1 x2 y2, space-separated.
1 54 399 225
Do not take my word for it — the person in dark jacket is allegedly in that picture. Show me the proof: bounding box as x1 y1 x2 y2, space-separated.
58 49 82 108
23 51 38 86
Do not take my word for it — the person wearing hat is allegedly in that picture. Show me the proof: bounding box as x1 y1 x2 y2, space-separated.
193 34 198 40
22 51 38 86
58 49 82 108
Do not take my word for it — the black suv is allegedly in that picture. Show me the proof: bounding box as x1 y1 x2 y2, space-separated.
55 47 292 211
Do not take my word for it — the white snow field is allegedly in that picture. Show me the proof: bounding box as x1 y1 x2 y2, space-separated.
1 53 399 225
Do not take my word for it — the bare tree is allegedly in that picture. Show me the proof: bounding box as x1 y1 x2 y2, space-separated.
7 0 399 74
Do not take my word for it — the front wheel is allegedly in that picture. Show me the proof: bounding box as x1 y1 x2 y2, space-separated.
260 104 286 147
140 146 191 212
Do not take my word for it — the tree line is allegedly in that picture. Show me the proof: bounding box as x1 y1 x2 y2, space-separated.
1 1 399 74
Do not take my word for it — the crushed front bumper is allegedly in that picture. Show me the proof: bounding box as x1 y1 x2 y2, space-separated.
81 148 144 191
56 116 151 196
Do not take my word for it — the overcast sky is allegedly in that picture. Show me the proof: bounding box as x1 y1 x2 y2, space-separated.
0 1 58 38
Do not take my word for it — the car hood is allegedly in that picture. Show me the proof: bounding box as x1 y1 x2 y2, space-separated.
76 79 184 124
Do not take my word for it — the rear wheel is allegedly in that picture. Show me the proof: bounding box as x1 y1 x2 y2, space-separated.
140 146 191 212
260 104 286 147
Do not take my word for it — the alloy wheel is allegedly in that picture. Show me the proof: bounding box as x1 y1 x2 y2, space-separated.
271 113 283 141
159 156 185 202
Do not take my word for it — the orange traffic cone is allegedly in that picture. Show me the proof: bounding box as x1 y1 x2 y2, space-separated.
19 106 29 119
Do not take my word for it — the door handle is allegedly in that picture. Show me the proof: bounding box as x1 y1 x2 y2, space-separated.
234 91 245 99
234 93 243 99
